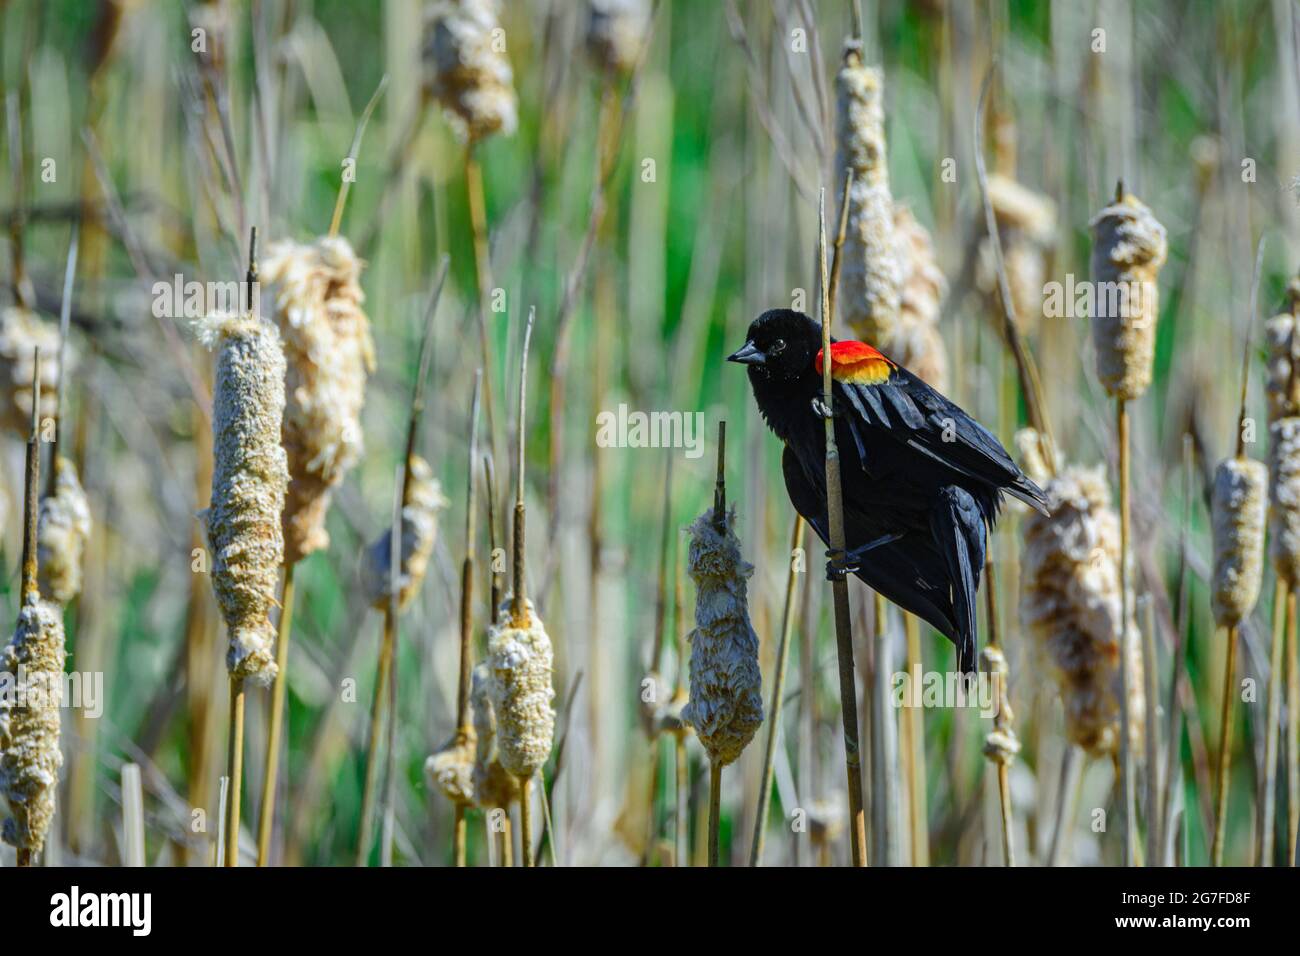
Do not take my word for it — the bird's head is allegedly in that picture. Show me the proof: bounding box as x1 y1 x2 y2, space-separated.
727 309 823 381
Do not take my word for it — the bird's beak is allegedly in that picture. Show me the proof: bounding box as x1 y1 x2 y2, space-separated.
727 340 766 366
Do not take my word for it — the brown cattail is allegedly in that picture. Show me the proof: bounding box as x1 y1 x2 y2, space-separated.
1269 419 1300 585
361 455 449 612
36 457 92 605
486 597 554 779
260 236 375 565
1089 188 1168 401
681 508 763 767
198 313 289 685
423 0 518 143
976 173 1057 335
0 307 59 438
892 204 949 390
1019 439 1145 758
1263 277 1300 422
470 661 519 807
0 597 66 853
585 0 649 77
1210 456 1267 628
836 54 902 346
424 728 476 807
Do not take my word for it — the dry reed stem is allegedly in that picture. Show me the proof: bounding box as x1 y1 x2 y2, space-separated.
1212 626 1239 866
981 558 1018 866
1258 580 1285 866
1287 588 1299 865
255 563 294 866
1116 401 1138 866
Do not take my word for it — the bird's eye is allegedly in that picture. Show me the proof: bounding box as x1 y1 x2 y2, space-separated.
770 338 786 355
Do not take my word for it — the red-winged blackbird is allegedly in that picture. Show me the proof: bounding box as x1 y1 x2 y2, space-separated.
729 309 1048 674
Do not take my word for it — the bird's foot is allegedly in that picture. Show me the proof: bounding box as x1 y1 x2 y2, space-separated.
824 532 906 581
811 396 835 420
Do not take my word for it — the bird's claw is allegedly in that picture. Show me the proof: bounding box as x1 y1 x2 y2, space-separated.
825 548 858 581
811 397 835 420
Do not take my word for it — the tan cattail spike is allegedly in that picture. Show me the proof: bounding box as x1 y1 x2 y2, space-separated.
681 507 763 767
1270 418 1300 584
1089 188 1168 401
0 597 67 852
423 0 518 143
470 661 519 807
1263 277 1300 422
892 204 949 390
487 596 555 780
0 306 60 438
37 458 92 605
586 0 649 77
362 455 449 612
260 236 375 565
198 312 289 685
977 174 1057 336
1211 456 1267 628
425 729 476 807
1020 453 1145 758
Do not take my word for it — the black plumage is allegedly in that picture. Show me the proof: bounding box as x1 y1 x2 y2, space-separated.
729 309 1048 673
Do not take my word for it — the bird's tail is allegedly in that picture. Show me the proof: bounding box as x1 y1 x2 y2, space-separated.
931 486 987 675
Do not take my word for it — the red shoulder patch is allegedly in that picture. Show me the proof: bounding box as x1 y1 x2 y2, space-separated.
815 340 893 385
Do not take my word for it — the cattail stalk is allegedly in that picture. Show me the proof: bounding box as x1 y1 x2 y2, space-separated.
818 188 867 866
981 557 1019 866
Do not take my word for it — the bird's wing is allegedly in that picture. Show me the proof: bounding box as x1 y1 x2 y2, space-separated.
820 341 1048 514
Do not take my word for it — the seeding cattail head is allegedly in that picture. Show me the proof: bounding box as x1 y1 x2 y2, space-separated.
1270 418 1300 585
424 728 476 806
681 508 763 767
0 597 66 853
486 597 555 779
198 312 289 685
362 455 449 612
470 661 519 807
0 306 59 438
586 0 649 77
1089 188 1168 401
37 457 92 605
423 0 518 143
976 174 1057 335
1019 444 1145 758
891 204 949 390
836 52 902 344
1263 278 1300 422
260 236 375 565
1211 455 1267 628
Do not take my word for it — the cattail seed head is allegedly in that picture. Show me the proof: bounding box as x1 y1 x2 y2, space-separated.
470 661 519 807
423 0 518 143
261 236 375 565
586 0 649 77
891 204 949 390
199 313 289 685
486 598 555 780
0 597 66 852
1089 190 1168 401
1211 456 1267 628
424 728 476 806
1263 279 1300 422
681 508 763 767
37 458 93 605
977 173 1057 335
362 455 449 612
1019 452 1145 758
1270 418 1300 585
836 55 902 346
0 307 60 438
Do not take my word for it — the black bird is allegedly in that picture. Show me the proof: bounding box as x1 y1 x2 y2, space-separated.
728 308 1048 673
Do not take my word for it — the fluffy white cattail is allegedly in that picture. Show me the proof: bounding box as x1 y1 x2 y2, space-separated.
199 313 289 685
260 236 375 565
1211 456 1267 628
681 508 763 767
836 55 901 346
0 597 66 852
1269 419 1300 585
1019 446 1145 758
586 0 649 76
470 661 519 807
892 204 949 390
976 173 1057 335
37 458 93 606
0 306 59 437
423 0 518 143
1264 278 1300 423
487 598 555 780
1089 190 1168 401
362 455 449 612
424 728 476 806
